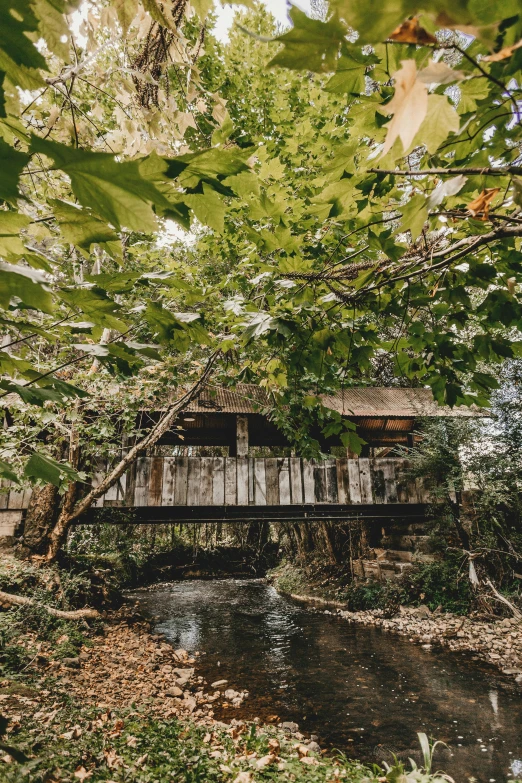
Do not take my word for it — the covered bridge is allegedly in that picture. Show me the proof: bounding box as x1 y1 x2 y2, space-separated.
0 387 484 533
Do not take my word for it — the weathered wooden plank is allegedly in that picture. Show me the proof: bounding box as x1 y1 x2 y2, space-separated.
289 458 303 504
254 459 267 505
359 458 373 503
382 460 398 503
336 459 350 504
173 457 188 505
21 488 32 508
237 458 249 505
415 475 431 503
248 458 255 505
278 458 291 505
162 458 176 505
236 415 249 457
104 464 119 502
7 491 23 510
148 456 164 506
313 462 328 503
225 458 237 505
325 459 339 503
134 457 150 507
187 458 202 506
212 457 225 506
302 460 315 504
124 460 137 506
91 459 107 507
347 460 362 504
115 471 127 505
265 458 279 505
199 458 214 506
371 460 386 504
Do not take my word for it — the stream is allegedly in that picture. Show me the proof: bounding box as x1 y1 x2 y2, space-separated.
131 578 522 782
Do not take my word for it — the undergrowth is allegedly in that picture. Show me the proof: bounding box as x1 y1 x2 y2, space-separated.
0 698 459 783
272 554 474 616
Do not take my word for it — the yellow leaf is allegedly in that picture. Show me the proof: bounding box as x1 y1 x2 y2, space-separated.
381 60 428 156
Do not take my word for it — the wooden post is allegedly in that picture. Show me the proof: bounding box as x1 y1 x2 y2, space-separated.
236 415 249 457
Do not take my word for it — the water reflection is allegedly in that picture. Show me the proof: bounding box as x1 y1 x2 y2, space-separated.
131 579 522 782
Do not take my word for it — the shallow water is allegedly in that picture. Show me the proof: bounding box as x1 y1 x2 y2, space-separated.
131 578 522 782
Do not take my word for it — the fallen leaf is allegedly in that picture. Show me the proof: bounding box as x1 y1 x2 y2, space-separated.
126 735 138 747
104 749 123 769
61 726 82 740
268 737 280 754
256 753 277 769
484 39 522 62
389 18 437 45
74 767 92 781
233 773 253 783
136 753 148 767
381 60 428 155
467 188 500 219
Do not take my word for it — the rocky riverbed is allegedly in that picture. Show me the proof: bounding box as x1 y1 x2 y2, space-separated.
288 592 522 683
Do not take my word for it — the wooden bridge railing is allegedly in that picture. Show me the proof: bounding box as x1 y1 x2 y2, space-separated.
89 456 430 508
0 457 432 530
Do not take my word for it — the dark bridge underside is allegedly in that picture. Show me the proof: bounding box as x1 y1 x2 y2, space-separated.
76 503 428 525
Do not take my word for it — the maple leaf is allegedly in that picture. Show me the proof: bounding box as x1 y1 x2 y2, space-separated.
388 18 437 45
467 188 501 219
381 60 428 155
74 767 92 781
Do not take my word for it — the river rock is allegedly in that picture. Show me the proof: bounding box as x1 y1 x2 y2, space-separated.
166 686 183 697
307 741 321 753
281 721 299 733
211 679 228 688
173 667 194 684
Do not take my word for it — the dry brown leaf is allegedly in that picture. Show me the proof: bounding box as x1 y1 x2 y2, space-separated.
381 60 428 155
268 737 280 755
484 39 522 62
256 754 277 769
104 749 123 769
389 18 437 45
233 773 253 783
467 188 501 219
74 767 92 781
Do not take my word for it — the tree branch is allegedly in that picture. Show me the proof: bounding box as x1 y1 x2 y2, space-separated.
44 351 221 560
368 167 522 177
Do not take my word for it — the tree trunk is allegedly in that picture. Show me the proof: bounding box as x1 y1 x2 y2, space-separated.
21 483 58 555
45 352 219 562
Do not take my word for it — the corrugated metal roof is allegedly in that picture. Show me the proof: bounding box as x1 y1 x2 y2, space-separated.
177 385 487 417
320 388 486 418
183 385 268 414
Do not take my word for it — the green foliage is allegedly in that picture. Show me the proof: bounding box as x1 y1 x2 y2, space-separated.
400 558 473 615
2 0 522 487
